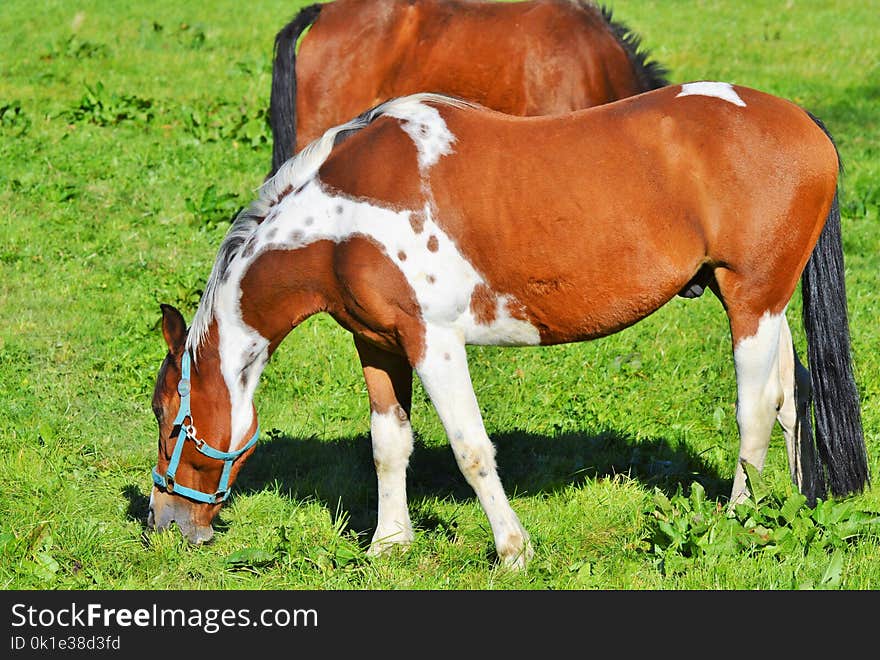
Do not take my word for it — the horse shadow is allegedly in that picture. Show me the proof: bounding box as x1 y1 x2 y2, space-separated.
122 426 728 544
226 426 729 541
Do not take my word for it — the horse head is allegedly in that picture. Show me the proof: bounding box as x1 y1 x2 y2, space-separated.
147 304 259 544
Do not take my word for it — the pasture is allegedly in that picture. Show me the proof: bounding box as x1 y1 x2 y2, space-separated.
1 0 879 590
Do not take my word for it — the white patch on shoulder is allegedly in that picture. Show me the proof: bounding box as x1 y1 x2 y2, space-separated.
676 81 746 107
381 98 457 172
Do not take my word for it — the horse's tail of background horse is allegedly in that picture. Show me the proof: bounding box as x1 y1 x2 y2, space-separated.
270 3 324 176
800 113 870 502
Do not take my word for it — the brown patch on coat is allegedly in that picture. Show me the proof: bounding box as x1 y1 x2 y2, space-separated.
332 236 427 364
318 116 423 210
410 87 837 348
426 235 439 252
409 210 426 234
239 241 336 350
469 283 498 325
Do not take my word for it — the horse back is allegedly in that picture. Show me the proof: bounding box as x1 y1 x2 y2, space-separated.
295 0 649 149
317 85 839 344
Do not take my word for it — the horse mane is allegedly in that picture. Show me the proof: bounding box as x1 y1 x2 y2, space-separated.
596 3 669 91
186 92 475 356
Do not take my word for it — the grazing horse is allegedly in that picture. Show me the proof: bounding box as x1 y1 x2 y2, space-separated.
269 0 668 173
149 84 869 568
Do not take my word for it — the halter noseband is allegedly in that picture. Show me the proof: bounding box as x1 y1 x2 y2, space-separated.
151 351 259 504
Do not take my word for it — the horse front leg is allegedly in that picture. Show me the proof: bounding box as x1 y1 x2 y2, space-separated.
413 326 533 569
354 336 416 555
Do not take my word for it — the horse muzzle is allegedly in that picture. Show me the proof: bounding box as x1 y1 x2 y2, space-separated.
147 488 215 545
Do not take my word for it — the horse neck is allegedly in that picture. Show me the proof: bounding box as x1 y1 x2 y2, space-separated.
193 314 267 452
200 241 334 446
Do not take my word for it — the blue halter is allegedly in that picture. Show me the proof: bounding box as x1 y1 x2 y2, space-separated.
151 351 259 504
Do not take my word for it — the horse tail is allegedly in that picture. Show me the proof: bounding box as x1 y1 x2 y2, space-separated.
799 113 869 502
269 3 324 176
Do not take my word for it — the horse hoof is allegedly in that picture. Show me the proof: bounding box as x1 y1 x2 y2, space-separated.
367 528 414 557
497 529 534 570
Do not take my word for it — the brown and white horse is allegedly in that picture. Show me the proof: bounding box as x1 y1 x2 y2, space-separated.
149 84 869 568
270 0 668 173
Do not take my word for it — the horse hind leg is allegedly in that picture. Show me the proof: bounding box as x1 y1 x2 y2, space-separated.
354 337 416 555
413 326 533 569
725 304 787 507
775 316 824 502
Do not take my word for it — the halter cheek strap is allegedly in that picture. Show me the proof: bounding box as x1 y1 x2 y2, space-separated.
151 352 259 504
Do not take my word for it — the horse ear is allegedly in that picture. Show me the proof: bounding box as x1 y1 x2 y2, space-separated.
160 304 187 355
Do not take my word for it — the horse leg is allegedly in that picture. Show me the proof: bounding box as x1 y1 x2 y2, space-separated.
413 327 533 569
775 316 822 499
726 305 786 506
354 336 415 555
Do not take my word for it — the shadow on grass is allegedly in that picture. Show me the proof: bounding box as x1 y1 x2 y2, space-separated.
225 426 729 540
123 484 150 524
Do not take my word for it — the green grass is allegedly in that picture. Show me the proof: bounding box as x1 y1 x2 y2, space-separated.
1 0 879 590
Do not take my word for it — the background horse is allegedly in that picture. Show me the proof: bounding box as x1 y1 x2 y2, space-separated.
269 0 668 173
150 86 868 569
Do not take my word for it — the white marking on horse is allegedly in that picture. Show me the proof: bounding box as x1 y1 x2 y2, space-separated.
368 408 415 552
775 315 813 489
382 97 458 172
214 281 268 451
729 309 785 504
676 81 746 107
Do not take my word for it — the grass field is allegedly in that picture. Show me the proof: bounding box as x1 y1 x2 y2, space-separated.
1 0 879 590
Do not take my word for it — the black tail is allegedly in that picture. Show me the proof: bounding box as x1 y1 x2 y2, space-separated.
800 114 869 501
269 3 323 176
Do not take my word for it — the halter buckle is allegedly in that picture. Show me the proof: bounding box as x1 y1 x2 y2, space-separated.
183 422 201 446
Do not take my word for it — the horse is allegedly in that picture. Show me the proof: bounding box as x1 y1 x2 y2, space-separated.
149 83 869 568
269 0 668 173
